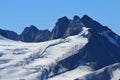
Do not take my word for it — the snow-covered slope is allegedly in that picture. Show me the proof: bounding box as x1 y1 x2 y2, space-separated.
47 63 120 80
48 66 92 80
0 27 89 80
76 63 120 80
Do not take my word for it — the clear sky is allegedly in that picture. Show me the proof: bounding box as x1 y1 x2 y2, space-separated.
0 0 120 35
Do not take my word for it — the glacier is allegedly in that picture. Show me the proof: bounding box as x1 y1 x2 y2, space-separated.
0 27 89 80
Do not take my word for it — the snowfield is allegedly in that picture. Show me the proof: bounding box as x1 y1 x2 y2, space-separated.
0 27 90 80
77 63 120 80
111 69 120 80
48 66 92 80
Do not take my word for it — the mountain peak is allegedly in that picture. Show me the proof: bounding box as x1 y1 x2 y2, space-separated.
81 15 103 28
28 25 38 30
81 15 92 21
57 16 69 23
73 15 80 21
51 16 70 39
23 25 39 33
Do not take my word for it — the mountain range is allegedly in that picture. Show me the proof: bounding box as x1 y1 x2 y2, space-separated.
2 15 118 42
0 15 120 80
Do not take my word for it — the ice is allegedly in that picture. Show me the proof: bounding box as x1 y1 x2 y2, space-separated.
0 27 89 80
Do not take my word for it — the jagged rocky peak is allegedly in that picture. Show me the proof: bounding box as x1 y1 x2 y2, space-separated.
57 16 69 22
50 16 71 39
24 25 39 32
19 25 39 42
81 15 93 21
1 14 120 44
51 15 86 39
63 15 84 37
19 25 51 42
73 15 80 21
81 15 103 28
72 15 83 25
29 25 39 29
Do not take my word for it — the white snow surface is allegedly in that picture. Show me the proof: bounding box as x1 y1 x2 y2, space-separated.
111 69 120 80
77 63 120 80
0 27 89 80
48 66 92 80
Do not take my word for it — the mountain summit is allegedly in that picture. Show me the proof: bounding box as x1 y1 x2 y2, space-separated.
19 25 51 42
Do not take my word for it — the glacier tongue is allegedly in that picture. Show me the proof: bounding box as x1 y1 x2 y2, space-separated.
0 27 89 80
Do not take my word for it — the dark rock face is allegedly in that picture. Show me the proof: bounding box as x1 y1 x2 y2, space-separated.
49 49 85 77
19 25 51 42
19 25 40 42
5 30 18 40
34 29 51 42
80 29 120 70
63 16 84 37
0 29 8 38
81 15 103 28
0 29 18 40
50 16 70 39
51 16 84 39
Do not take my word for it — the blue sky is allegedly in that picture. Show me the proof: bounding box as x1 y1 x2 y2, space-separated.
0 0 120 35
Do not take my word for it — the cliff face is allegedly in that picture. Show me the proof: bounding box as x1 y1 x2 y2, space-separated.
19 25 51 42
50 16 70 39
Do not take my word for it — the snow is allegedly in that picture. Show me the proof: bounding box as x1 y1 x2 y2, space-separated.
48 66 92 80
111 69 120 80
0 27 89 80
77 63 120 80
